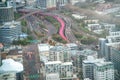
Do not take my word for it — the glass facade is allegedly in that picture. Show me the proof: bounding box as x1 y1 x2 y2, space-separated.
0 21 22 44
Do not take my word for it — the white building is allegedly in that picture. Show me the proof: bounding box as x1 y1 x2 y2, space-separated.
46 73 60 80
38 44 51 60
72 14 87 20
0 59 24 80
45 61 61 74
94 61 114 80
45 61 73 80
106 30 120 43
84 78 91 80
70 0 80 5
60 62 73 80
102 23 115 31
108 30 120 37
87 24 102 34
0 72 17 80
49 45 71 62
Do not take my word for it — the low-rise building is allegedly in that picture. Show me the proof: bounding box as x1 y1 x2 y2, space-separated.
72 14 87 20
87 23 102 34
0 59 24 80
6 48 23 63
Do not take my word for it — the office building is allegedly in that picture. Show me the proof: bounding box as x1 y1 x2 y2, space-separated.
82 56 114 80
36 0 69 9
98 38 108 58
84 78 91 80
0 21 22 44
97 27 120 79
0 6 14 24
82 56 104 80
110 45 120 79
94 61 114 80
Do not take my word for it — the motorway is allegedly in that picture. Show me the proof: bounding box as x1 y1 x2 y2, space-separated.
17 9 69 42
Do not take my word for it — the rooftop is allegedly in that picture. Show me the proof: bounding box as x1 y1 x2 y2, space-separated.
38 43 51 52
0 59 23 73
79 49 97 56
62 62 73 65
0 21 20 29
50 45 69 52
45 61 62 65
83 56 105 64
66 43 78 48
95 61 113 66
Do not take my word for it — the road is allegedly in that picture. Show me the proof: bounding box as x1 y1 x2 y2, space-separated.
18 10 68 42
43 20 57 37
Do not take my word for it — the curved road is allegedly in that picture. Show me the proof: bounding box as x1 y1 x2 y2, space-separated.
18 10 68 42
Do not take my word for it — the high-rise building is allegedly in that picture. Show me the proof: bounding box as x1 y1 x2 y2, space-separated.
110 45 120 79
82 56 104 80
0 21 22 44
94 61 114 80
0 6 14 24
98 27 120 80
98 38 108 58
36 0 69 9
